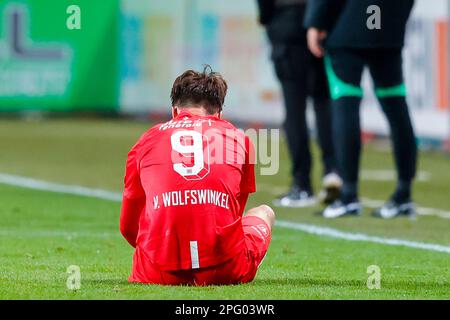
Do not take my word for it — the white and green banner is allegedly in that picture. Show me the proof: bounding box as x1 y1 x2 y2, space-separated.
0 0 120 111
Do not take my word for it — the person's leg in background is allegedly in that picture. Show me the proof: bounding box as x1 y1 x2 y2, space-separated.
368 49 417 218
308 50 342 204
271 43 317 207
321 48 365 218
265 4 325 207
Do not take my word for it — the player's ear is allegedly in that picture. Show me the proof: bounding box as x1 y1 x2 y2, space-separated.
172 106 178 118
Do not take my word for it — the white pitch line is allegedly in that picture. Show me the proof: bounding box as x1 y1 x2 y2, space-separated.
361 170 431 182
1 173 450 255
275 221 450 254
0 173 122 202
0 229 115 238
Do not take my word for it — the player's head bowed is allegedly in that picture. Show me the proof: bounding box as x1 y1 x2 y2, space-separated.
170 65 228 116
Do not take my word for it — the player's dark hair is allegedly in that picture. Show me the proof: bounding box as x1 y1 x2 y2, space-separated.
170 65 228 115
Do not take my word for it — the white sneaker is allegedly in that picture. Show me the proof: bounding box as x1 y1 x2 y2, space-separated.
323 200 362 218
273 185 317 208
372 201 416 219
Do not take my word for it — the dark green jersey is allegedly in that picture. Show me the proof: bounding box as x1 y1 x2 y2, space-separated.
304 0 414 48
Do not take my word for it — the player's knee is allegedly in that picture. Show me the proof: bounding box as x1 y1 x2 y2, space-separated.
256 204 276 227
259 204 275 218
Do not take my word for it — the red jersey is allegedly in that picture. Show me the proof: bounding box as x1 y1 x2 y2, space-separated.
120 111 256 272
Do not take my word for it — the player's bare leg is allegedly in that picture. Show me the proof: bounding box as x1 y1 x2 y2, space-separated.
245 204 276 228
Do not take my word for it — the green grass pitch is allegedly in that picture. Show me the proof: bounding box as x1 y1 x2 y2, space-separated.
0 118 449 299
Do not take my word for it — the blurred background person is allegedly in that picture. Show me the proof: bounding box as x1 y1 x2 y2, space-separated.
256 0 342 208
305 0 418 218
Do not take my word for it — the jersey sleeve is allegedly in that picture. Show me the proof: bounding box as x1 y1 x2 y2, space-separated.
120 142 146 247
123 143 145 199
239 135 256 194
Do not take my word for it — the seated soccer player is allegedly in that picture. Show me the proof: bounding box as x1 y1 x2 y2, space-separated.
120 66 275 286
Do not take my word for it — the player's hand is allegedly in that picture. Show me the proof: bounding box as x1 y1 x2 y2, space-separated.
307 28 327 58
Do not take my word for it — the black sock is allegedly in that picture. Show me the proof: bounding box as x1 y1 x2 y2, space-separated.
341 182 357 204
392 180 412 203
291 182 313 195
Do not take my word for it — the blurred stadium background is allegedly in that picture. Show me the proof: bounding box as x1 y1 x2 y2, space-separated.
0 0 449 148
0 0 449 299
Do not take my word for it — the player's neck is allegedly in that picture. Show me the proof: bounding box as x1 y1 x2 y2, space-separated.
174 107 220 118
